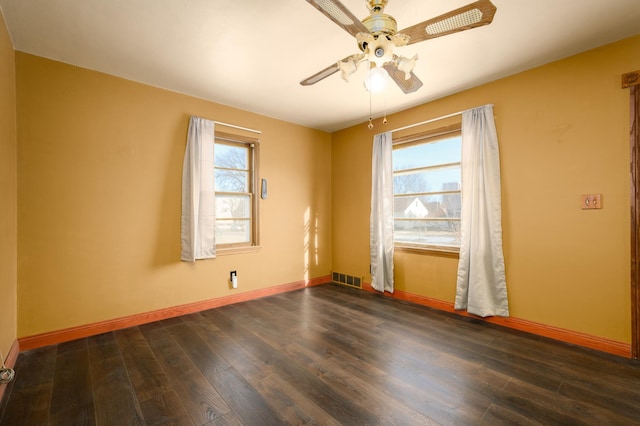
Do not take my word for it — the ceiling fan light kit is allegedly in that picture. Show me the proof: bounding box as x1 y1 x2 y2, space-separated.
301 0 497 95
364 66 390 93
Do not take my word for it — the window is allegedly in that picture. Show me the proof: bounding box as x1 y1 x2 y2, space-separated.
214 131 259 249
392 124 461 252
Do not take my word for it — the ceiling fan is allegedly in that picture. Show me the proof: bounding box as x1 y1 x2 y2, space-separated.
300 0 497 94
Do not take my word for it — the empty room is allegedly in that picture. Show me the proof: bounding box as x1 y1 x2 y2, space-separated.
1 0 640 424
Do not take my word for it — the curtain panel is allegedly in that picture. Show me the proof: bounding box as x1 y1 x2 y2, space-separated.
454 105 509 317
180 116 216 262
370 131 395 293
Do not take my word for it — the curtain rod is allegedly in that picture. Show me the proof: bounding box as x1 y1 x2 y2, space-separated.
389 109 465 134
214 121 262 135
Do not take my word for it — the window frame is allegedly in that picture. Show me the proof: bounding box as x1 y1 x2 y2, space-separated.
214 131 260 254
392 123 462 257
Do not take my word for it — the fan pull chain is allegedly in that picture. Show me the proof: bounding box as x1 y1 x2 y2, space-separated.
367 83 389 130
368 86 374 130
383 91 388 125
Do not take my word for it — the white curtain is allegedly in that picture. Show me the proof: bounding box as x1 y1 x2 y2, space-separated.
455 105 509 317
180 116 216 262
370 131 394 293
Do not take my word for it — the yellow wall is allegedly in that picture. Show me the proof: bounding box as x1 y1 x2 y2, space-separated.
0 10 17 361
332 35 640 344
15 53 332 337
9 28 640 346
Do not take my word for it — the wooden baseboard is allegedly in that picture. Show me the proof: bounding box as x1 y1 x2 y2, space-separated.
363 283 631 358
5 340 19 369
17 276 630 358
0 339 20 404
19 276 331 351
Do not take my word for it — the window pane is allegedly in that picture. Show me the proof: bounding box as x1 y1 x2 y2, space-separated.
393 137 461 171
394 193 461 220
215 220 250 244
394 220 461 247
215 169 248 192
392 130 461 250
213 135 258 249
216 194 250 219
394 167 460 195
215 144 248 169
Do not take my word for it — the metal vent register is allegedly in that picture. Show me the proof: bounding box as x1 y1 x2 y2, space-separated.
332 271 362 288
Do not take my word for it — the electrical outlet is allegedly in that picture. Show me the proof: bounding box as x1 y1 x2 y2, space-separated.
230 271 238 289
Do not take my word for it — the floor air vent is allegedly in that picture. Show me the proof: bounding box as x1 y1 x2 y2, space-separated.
332 271 362 289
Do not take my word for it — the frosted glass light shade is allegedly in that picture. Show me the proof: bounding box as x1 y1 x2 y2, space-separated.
364 66 389 93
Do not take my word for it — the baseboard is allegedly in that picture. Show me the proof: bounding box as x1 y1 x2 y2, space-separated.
19 275 331 351
0 339 19 405
363 283 631 358
18 276 630 357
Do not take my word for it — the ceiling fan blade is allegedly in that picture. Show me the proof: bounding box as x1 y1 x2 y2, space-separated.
383 63 423 94
301 54 366 86
400 0 497 45
305 0 370 37
300 62 340 86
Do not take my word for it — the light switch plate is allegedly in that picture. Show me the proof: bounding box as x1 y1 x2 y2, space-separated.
581 194 602 209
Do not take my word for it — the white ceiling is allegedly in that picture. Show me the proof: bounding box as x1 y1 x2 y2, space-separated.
1 0 639 132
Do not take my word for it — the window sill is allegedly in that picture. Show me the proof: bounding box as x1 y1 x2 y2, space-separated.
395 245 459 258
216 245 262 256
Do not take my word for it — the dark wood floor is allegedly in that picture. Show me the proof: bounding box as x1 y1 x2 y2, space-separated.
1 284 640 425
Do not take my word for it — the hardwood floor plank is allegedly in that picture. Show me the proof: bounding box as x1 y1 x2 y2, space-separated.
138 390 195 426
482 328 640 395
415 314 639 413
114 327 171 402
184 312 342 425
189 310 340 424
256 373 344 425
220 296 480 424
285 341 439 425
87 332 145 426
49 339 96 426
163 317 283 426
556 380 640 423
493 376 635 425
373 309 564 393
0 346 57 426
138 320 238 425
187 312 271 383
480 402 543 425
203 307 381 425
239 290 506 423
